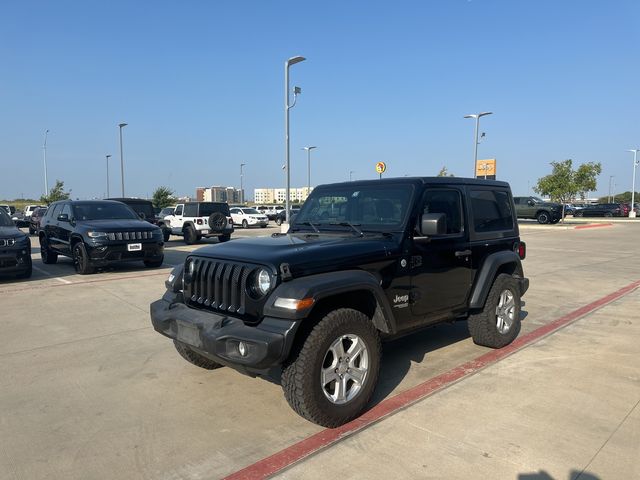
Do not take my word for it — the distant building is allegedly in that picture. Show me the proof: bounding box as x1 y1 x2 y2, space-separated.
196 186 242 204
254 187 313 204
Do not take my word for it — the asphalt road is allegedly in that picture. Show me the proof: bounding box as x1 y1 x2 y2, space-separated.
0 221 638 479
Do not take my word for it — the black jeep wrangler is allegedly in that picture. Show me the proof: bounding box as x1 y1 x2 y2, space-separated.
151 177 528 427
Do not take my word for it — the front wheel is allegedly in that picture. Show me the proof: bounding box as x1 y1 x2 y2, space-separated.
73 242 95 275
40 237 58 264
144 256 164 268
242 219 249 229
604 212 613 217
468 273 521 348
276 217 283 226
281 308 381 428
162 227 171 242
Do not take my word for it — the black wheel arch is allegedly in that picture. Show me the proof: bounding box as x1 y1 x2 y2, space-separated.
263 270 397 335
469 250 524 310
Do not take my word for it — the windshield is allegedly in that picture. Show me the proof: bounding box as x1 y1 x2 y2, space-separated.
294 184 414 231
122 202 154 219
241 208 260 214
0 209 14 226
530 196 544 203
72 203 138 220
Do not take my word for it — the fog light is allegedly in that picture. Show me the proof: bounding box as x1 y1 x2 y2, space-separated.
238 341 248 357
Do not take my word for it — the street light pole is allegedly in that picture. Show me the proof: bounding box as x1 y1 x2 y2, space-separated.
627 149 639 218
240 163 246 204
464 112 493 176
285 55 306 224
302 146 316 198
349 170 354 182
118 123 128 197
42 129 50 197
608 175 614 203
105 155 112 198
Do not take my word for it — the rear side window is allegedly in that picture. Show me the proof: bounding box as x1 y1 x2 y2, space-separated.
469 190 514 232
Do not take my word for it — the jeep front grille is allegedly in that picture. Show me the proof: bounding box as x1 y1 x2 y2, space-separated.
0 239 16 247
107 231 152 241
184 257 256 321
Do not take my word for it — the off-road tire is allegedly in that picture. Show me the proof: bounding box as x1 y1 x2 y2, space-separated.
218 234 231 242
208 212 227 230
162 227 171 242
40 237 58 264
73 242 95 275
173 340 223 370
536 211 550 224
184 226 198 245
468 273 521 348
281 308 381 428
144 256 164 268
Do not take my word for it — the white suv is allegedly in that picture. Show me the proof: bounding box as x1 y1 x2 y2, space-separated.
229 207 269 228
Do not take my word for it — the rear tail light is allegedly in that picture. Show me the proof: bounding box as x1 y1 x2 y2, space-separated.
196 219 203 225
515 241 526 260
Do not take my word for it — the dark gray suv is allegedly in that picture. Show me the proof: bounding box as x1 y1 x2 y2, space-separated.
513 196 563 224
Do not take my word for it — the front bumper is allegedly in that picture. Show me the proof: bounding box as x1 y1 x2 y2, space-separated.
87 240 164 265
150 291 300 372
0 247 31 274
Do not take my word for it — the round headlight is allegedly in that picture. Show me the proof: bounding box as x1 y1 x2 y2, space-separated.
255 268 272 296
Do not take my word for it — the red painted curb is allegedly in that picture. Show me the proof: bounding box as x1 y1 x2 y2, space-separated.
223 280 640 480
574 223 613 230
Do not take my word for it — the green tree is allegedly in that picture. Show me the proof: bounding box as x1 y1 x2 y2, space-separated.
151 186 175 209
41 180 71 204
534 160 602 222
437 166 454 177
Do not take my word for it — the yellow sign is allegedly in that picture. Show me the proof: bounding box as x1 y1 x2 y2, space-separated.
375 162 387 174
476 158 496 178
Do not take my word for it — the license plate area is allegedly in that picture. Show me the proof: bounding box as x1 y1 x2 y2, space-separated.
176 321 201 347
127 243 142 251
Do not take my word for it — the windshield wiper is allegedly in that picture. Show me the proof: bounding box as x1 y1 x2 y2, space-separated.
295 221 320 233
329 222 363 236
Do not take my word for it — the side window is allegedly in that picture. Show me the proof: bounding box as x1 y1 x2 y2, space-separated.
470 190 514 232
48 204 61 218
174 205 183 216
513 197 522 205
60 204 72 219
421 189 463 235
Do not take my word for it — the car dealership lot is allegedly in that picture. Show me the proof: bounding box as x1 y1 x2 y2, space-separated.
1 222 639 479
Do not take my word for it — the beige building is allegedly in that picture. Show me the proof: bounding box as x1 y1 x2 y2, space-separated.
196 186 243 204
254 187 313 204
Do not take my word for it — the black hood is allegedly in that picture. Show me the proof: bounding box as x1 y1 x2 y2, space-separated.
189 232 400 276
76 219 159 231
0 226 27 239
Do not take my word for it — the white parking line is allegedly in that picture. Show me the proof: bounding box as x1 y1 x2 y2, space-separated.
32 265 73 284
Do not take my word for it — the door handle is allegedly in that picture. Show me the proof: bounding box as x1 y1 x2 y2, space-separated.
455 249 472 257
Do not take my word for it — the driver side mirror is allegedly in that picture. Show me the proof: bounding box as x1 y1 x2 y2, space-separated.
138 212 146 219
527 200 535 206
417 213 446 237
57 214 69 222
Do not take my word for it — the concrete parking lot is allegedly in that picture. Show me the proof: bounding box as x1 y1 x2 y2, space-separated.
1 222 638 479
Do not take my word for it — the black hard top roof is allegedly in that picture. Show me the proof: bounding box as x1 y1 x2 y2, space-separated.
314 176 511 189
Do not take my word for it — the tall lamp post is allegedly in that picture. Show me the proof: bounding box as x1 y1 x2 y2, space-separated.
105 154 112 198
608 175 614 203
349 170 354 182
118 122 128 196
464 112 493 176
42 129 50 197
302 146 316 198
240 163 246 204
284 55 306 224
627 149 639 218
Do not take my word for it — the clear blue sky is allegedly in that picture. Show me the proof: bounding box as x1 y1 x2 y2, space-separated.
1 0 638 201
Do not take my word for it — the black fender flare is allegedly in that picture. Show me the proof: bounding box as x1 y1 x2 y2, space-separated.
263 270 397 334
469 250 523 309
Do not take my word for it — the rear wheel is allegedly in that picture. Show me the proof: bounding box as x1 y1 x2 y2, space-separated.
162 227 171 242
173 340 223 370
242 219 249 229
536 211 550 224
281 308 381 428
73 242 95 275
183 226 198 245
604 212 613 217
218 234 231 242
468 273 521 348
